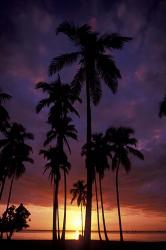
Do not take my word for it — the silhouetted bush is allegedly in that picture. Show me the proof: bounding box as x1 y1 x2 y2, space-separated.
0 203 30 239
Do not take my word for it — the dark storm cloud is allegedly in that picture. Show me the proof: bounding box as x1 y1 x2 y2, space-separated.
0 0 166 219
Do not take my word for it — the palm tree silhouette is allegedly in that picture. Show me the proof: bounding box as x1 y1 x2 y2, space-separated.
36 76 79 240
49 21 132 239
0 123 33 225
40 147 70 240
0 89 11 201
106 127 144 242
159 96 166 117
91 133 111 241
44 115 77 240
0 89 11 132
70 180 87 237
82 133 111 240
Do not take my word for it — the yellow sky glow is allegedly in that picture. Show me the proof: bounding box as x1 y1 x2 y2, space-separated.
1 204 165 231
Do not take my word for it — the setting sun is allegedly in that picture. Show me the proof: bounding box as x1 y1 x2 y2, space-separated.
70 212 82 231
75 230 80 240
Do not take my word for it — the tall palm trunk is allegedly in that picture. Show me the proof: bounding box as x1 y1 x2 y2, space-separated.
94 174 102 240
84 78 93 240
57 201 60 240
61 169 67 240
0 176 12 240
53 178 57 241
56 180 60 240
0 176 6 200
1 175 15 239
6 175 14 212
81 203 83 237
99 174 109 241
116 161 123 242
57 131 63 240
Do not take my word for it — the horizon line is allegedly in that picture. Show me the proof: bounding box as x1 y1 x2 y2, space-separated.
24 230 166 233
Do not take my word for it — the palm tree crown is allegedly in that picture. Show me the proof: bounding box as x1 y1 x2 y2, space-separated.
49 21 132 104
0 123 34 179
71 180 87 206
36 75 81 118
106 127 144 171
40 147 70 183
106 126 144 242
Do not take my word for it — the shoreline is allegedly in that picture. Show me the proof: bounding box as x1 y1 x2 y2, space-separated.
1 240 166 250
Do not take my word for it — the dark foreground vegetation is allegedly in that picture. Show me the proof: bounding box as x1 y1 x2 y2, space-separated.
1 240 166 250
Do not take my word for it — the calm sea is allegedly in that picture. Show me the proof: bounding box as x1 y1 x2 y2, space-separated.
10 230 166 241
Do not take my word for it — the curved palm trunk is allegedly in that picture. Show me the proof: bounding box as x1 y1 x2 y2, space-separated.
6 175 14 212
94 174 102 240
0 176 6 200
53 178 57 241
81 203 83 237
1 175 15 239
84 79 93 240
61 169 67 240
116 162 123 242
99 174 109 241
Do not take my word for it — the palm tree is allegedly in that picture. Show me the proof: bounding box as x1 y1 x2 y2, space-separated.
0 89 11 132
0 89 11 201
36 75 81 118
40 147 70 241
0 123 34 212
91 133 112 241
82 133 111 240
49 21 132 239
71 180 87 237
159 96 166 117
106 127 144 242
36 76 79 240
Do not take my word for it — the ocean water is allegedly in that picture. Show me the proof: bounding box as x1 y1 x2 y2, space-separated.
11 230 166 241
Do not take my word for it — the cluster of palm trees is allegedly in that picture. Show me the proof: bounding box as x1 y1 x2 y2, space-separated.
36 21 144 242
3 20 163 242
81 128 144 242
48 21 132 241
0 89 34 239
36 76 80 240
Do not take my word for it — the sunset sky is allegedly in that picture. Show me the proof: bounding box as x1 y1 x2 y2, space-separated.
0 0 166 232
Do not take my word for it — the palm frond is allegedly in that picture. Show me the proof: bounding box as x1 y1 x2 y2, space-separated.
56 21 92 46
71 67 85 96
0 92 12 104
120 152 131 173
97 54 120 93
127 146 144 160
36 98 50 113
159 96 166 117
49 52 80 76
35 82 49 91
98 33 132 50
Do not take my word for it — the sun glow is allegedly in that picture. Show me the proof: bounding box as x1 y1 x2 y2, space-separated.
72 215 82 230
75 230 79 240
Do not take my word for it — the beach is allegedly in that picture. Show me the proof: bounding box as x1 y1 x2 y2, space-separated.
1 240 166 250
